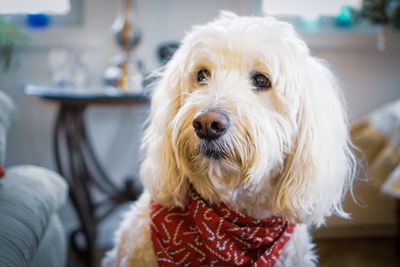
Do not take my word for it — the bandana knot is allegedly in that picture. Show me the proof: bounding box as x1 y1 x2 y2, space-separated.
150 189 295 267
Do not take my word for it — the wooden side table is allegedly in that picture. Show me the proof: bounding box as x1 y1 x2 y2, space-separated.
24 85 149 267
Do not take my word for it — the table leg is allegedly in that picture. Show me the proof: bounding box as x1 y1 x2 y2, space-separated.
53 104 141 266
397 200 400 255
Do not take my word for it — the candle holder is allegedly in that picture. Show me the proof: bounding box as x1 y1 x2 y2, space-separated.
104 0 143 92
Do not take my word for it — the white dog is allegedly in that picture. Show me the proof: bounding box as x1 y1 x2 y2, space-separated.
103 12 356 267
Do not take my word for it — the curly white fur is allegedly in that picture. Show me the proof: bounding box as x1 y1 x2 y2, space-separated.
103 12 356 267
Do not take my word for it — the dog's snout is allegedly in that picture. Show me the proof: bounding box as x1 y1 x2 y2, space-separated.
192 111 229 140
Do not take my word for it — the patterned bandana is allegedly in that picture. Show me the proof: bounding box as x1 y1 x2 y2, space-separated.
150 189 295 267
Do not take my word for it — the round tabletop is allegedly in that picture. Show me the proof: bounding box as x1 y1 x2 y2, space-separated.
24 85 150 106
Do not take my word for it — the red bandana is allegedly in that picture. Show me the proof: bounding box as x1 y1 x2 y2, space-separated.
0 165 4 178
150 189 295 267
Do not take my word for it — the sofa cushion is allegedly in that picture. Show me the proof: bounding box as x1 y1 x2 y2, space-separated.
30 215 67 267
0 165 67 267
0 90 16 166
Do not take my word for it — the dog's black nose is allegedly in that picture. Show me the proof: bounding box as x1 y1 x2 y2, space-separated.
192 111 229 140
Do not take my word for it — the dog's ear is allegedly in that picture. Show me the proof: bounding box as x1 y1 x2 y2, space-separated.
140 48 189 208
272 58 356 226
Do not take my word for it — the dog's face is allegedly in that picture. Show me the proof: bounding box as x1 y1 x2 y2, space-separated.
141 12 355 225
170 18 299 197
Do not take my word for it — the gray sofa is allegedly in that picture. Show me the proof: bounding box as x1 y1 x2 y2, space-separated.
0 90 68 267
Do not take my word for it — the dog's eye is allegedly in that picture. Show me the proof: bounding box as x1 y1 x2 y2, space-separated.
196 69 210 84
251 73 271 90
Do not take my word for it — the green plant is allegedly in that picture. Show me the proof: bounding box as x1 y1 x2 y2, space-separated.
361 0 400 28
0 18 26 71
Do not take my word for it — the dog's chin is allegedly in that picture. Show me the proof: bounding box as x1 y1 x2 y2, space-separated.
198 140 227 160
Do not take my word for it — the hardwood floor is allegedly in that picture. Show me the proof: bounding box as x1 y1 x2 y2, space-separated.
67 237 400 266
316 238 400 267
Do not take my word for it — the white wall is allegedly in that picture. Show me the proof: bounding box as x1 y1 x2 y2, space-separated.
313 45 400 237
1 0 399 245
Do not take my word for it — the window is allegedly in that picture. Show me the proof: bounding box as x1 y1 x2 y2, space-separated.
0 0 83 27
262 0 361 20
0 0 70 14
261 0 379 39
261 0 383 49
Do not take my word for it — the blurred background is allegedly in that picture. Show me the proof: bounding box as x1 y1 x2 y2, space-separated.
0 0 400 266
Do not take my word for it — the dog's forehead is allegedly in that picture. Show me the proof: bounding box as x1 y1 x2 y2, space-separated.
181 15 310 71
183 25 305 73
185 36 271 72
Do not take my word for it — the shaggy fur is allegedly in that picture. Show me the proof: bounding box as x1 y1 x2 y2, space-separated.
103 12 356 267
